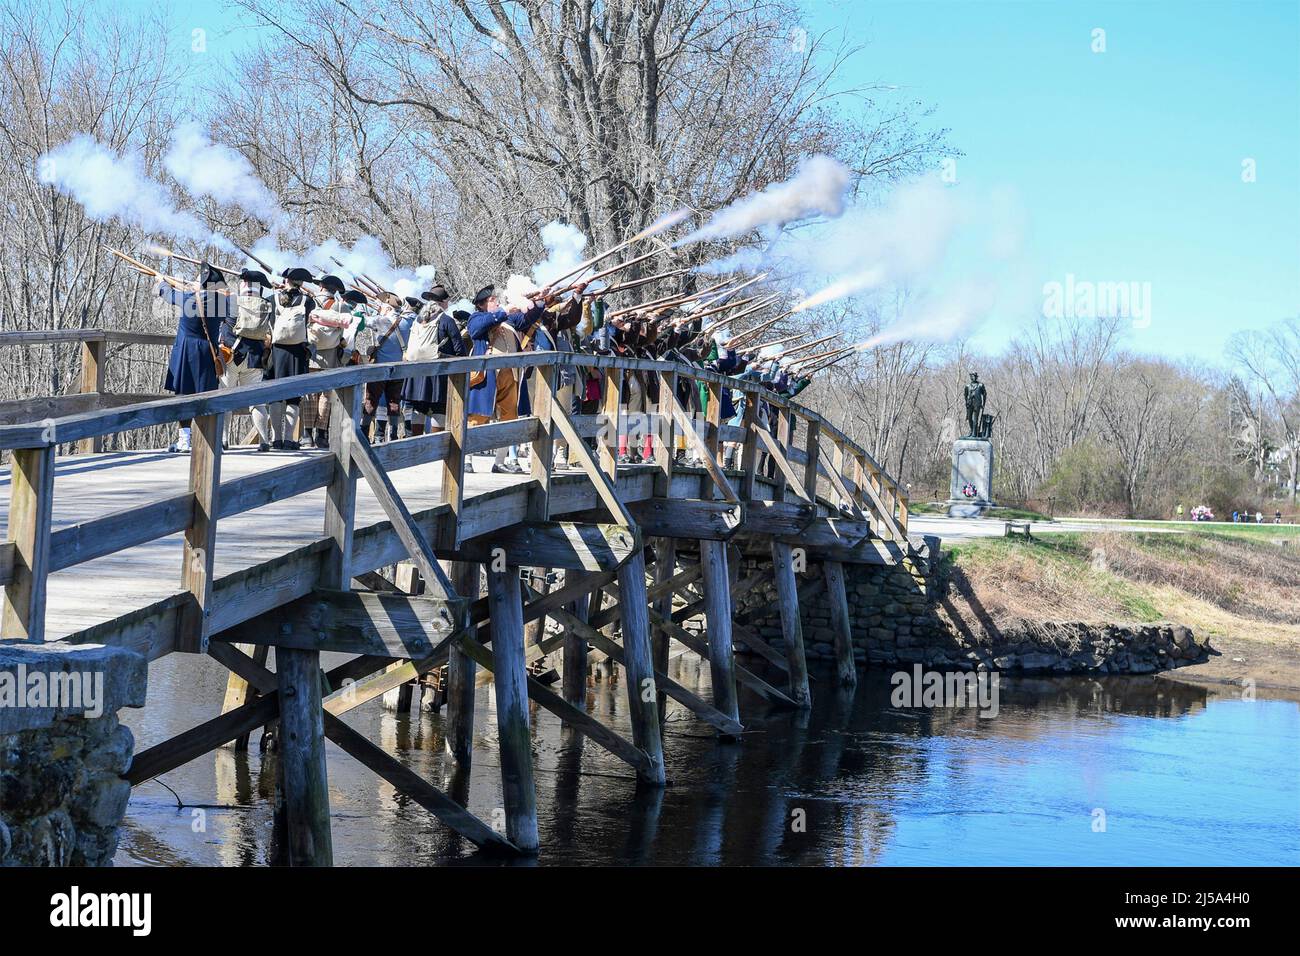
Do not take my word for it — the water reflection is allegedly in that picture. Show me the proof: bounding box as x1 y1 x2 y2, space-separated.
117 652 1300 867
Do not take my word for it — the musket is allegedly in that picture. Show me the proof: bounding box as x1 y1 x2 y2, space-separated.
683 295 759 324
586 265 687 296
725 308 791 348
233 241 275 276
562 249 664 291
544 209 691 287
606 276 734 319
739 331 808 354
704 295 781 339
692 271 770 311
105 247 231 295
145 244 240 276
792 345 856 373
801 347 859 375
779 332 841 358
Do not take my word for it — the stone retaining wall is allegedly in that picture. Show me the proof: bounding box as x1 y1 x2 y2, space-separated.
733 535 1214 674
0 643 146 866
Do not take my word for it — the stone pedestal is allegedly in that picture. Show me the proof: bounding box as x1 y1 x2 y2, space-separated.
948 438 993 517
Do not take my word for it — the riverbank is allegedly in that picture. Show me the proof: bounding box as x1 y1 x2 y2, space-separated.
941 525 1300 696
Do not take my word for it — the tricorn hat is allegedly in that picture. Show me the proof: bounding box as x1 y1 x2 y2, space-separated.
472 285 495 307
404 296 422 310
453 309 471 324
422 284 449 302
239 268 270 286
318 274 346 295
282 266 314 283
342 289 368 306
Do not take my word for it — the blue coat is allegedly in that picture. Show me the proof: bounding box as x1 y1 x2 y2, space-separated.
466 305 543 418
161 284 228 395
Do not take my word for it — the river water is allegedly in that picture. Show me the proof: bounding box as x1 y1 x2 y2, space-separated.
115 651 1300 866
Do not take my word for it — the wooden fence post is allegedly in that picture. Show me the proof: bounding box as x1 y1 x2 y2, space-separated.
1 445 54 641
177 413 222 654
77 339 106 455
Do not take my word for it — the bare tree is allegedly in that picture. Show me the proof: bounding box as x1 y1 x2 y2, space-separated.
1230 318 1300 503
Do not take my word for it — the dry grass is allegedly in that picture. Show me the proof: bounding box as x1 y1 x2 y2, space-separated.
944 529 1300 648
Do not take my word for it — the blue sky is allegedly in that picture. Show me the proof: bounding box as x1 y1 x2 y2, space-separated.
154 0 1299 364
798 0 1300 361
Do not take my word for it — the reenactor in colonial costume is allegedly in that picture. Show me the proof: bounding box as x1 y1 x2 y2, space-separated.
402 285 467 446
219 268 274 450
360 292 412 443
466 284 547 473
263 267 316 450
158 262 230 452
299 275 356 449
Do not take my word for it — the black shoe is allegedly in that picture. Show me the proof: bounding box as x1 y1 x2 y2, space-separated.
282 439 301 451
257 441 271 452
271 440 285 450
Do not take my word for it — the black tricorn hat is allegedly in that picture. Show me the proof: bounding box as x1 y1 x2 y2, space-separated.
472 285 495 306
199 261 226 287
318 274 346 294
453 309 471 324
282 266 313 283
342 289 368 306
422 283 449 302
404 296 422 310
239 268 270 286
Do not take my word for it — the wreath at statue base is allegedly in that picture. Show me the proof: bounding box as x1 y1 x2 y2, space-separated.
947 437 994 518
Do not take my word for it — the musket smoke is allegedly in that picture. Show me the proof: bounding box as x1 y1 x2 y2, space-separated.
164 123 283 224
854 278 999 351
37 135 228 249
532 221 589 286
678 154 850 245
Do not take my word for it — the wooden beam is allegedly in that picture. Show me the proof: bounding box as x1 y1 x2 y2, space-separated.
210 589 464 658
438 521 637 572
538 595 745 737
275 647 333 866
753 420 812 503
348 418 458 600
738 390 760 501
626 498 743 541
740 500 815 537
669 382 739 504
647 608 799 710
324 387 361 587
615 549 667 785
599 367 622 482
323 713 517 854
2 445 54 642
823 560 859 686
438 372 468 550
699 538 739 726
654 371 677 498
76 339 106 455
651 537 677 719
486 566 538 853
801 418 821 501
771 541 811 708
177 413 222 654
551 401 636 527
528 365 555 520
561 575 590 712
456 632 657 780
445 560 479 766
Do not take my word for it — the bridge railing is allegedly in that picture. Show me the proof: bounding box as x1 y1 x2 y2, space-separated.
0 350 908 646
0 329 174 453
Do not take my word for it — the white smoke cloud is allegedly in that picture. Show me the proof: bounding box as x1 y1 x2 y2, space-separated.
533 221 589 286
164 122 283 224
679 154 850 245
855 278 1000 351
37 134 228 249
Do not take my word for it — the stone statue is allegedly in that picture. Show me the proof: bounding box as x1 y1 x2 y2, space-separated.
963 371 987 439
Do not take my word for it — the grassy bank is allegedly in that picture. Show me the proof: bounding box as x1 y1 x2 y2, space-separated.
942 525 1300 692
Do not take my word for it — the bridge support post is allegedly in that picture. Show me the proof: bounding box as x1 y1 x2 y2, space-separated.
700 539 739 729
445 560 479 766
616 548 667 786
771 541 811 708
487 565 539 853
823 560 859 685
276 647 333 866
76 339 105 455
651 537 677 719
561 574 590 712
2 445 54 642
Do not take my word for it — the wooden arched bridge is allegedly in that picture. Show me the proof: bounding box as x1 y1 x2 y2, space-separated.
0 329 914 863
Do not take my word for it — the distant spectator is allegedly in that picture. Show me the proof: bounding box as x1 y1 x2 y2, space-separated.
1175 503 1184 519
1276 510 1283 524
1232 511 1239 523
1256 511 1263 524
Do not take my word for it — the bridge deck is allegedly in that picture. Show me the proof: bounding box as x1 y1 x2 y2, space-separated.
0 446 652 641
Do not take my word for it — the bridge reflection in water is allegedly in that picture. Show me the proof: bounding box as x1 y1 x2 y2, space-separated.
118 656 1300 867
